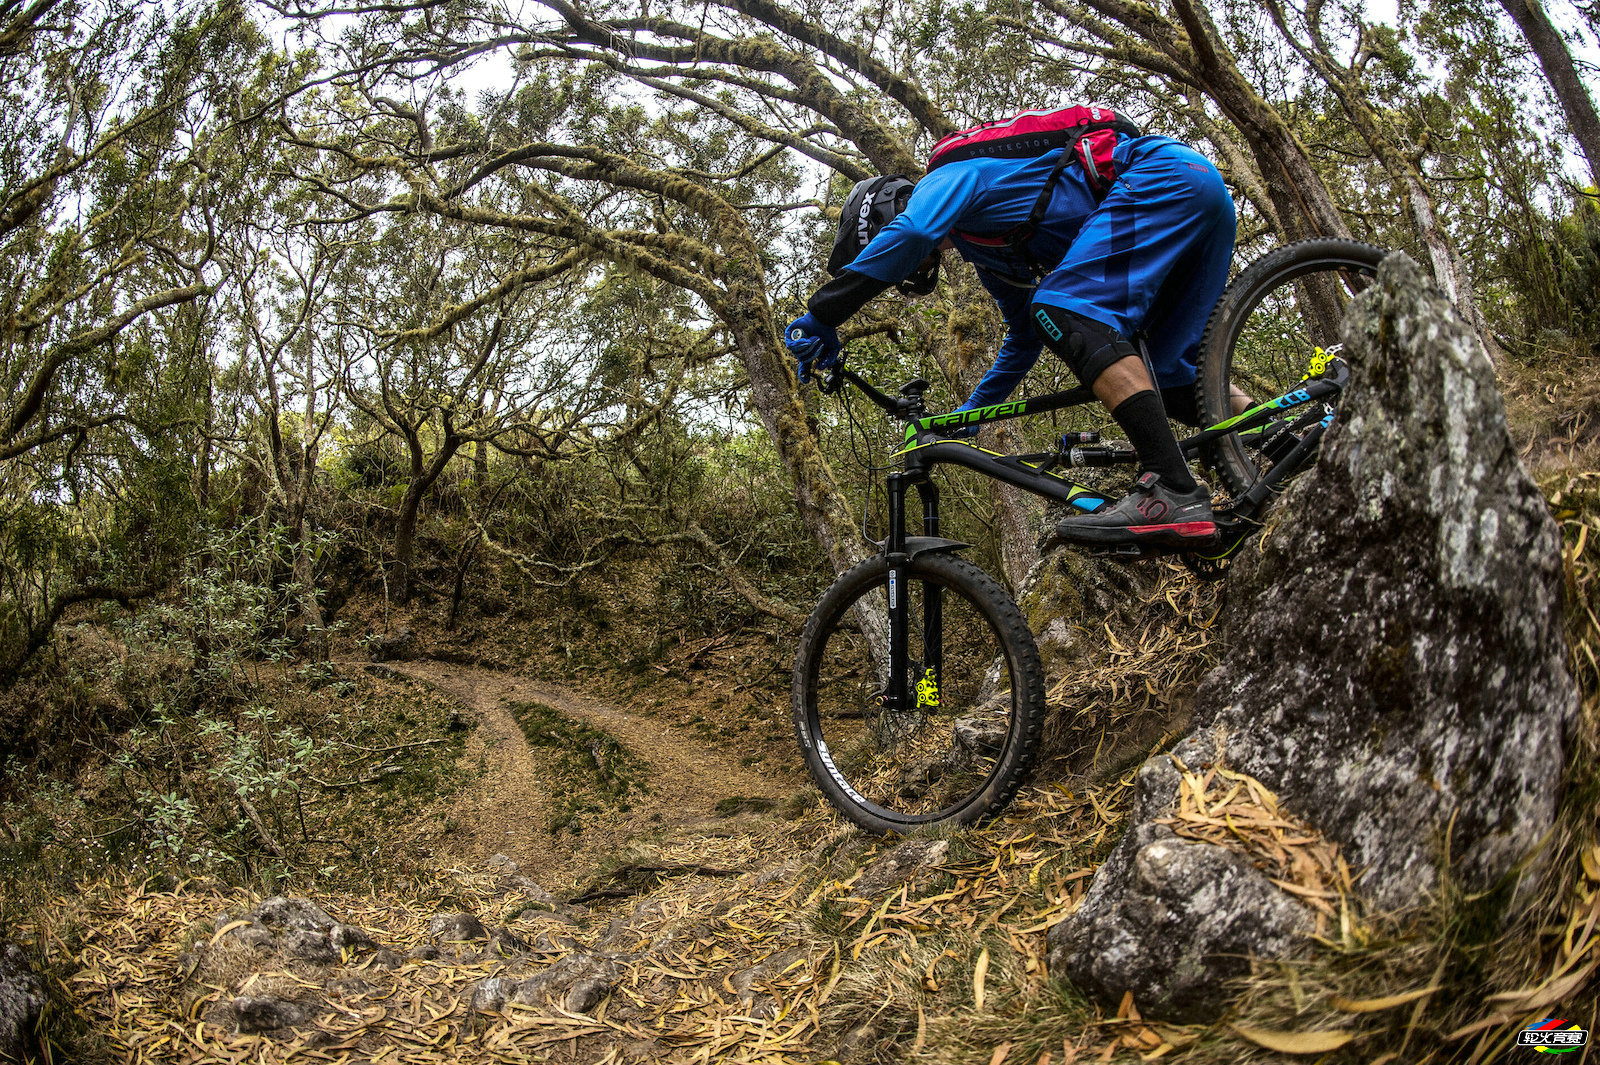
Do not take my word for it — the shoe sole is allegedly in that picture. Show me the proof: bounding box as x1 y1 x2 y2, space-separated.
1054 520 1218 547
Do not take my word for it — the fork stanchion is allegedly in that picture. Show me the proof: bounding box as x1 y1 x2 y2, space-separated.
915 480 943 707
883 472 911 713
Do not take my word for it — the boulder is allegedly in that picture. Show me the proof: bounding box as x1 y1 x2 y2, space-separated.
1191 253 1577 909
1048 254 1579 1020
0 942 44 1062
1047 738 1313 1022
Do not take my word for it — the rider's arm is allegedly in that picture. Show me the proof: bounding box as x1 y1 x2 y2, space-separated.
955 272 1045 411
807 269 895 327
806 165 985 327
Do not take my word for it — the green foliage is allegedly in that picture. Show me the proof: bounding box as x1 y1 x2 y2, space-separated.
1502 196 1600 356
505 700 650 834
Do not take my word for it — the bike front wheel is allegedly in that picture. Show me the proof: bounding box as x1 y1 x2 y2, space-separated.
792 551 1045 834
1196 238 1388 498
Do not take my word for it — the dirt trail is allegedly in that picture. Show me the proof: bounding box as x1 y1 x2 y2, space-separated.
380 661 787 889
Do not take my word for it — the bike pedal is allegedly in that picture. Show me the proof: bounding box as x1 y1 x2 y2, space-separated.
1089 543 1150 558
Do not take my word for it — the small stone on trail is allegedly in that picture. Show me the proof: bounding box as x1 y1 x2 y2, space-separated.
564 977 610 1014
531 931 586 954
470 954 622 1014
849 839 949 899
501 875 563 911
470 977 519 1013
488 928 530 956
331 924 376 952
232 926 274 950
368 628 415 662
233 995 306 1033
285 930 340 964
254 897 335 933
428 912 487 944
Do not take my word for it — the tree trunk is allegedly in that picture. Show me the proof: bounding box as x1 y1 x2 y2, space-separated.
393 481 424 605
1500 0 1600 189
1261 7 1508 363
1165 0 1354 243
393 437 463 604
288 506 325 646
720 297 889 663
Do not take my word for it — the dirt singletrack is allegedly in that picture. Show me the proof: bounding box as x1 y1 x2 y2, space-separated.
378 660 788 890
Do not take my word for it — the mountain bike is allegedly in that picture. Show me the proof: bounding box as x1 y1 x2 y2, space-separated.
791 237 1389 834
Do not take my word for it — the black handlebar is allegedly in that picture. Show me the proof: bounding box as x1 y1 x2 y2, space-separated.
821 357 931 420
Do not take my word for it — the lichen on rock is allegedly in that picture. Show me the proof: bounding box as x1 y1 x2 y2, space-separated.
1048 252 1579 1022
1193 252 1578 910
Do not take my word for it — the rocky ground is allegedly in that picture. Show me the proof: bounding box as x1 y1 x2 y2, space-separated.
10 747 1137 1064
4 257 1599 1063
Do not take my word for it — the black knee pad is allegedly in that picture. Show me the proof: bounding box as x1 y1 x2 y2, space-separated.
1031 303 1137 388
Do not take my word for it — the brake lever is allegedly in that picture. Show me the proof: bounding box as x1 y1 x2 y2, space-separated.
819 357 846 396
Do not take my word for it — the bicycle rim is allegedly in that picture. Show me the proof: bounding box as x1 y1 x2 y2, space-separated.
1197 239 1388 498
793 554 1042 832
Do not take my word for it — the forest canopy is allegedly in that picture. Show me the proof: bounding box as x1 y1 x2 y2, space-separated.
2 0 1598 680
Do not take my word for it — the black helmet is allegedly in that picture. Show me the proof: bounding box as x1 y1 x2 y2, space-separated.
827 175 939 296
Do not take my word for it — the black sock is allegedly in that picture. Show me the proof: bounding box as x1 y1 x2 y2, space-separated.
1110 390 1197 492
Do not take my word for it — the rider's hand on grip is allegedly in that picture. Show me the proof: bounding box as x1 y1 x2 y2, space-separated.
786 312 841 385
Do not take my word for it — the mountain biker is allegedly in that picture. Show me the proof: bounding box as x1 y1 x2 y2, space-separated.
786 120 1236 547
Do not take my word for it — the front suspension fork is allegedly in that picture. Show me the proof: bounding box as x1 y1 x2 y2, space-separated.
882 474 942 712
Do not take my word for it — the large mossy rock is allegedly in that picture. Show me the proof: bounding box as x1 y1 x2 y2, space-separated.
1048 253 1579 1020
0 942 45 1062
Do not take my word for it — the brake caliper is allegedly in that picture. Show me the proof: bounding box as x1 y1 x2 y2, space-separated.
1303 343 1343 381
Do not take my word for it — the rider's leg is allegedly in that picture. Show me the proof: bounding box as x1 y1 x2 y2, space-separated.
1032 139 1236 543
1030 304 1197 492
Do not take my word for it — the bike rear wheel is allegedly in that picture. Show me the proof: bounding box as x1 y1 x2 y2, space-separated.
1196 238 1388 498
791 552 1044 834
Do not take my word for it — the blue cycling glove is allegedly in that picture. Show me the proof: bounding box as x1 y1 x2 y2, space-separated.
785 312 842 383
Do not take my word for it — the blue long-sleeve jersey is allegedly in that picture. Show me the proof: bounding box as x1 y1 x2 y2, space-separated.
834 134 1237 410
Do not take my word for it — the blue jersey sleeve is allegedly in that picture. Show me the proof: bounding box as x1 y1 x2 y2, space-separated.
842 165 985 284
956 271 1045 411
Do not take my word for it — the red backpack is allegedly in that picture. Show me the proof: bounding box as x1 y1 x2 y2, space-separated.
929 105 1142 272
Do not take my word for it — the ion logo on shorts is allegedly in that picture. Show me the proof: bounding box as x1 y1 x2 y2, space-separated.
1518 1020 1589 1053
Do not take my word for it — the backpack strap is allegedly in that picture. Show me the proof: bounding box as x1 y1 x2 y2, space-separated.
957 125 1125 278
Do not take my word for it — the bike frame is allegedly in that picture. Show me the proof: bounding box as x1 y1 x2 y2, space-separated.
826 354 1349 712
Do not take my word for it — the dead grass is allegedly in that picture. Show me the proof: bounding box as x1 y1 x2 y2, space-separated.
1040 563 1221 778
7 472 1597 1065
